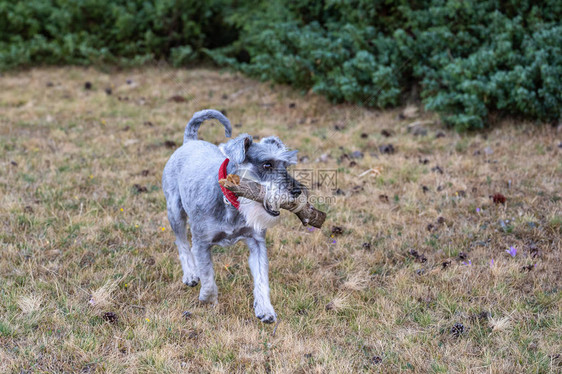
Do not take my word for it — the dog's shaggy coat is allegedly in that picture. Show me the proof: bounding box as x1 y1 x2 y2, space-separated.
162 109 301 323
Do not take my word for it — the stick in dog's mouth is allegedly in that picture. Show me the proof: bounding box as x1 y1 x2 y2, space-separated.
219 175 327 228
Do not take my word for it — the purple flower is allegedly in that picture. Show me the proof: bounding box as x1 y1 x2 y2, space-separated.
476 208 481 213
331 239 336 244
462 260 472 266
490 259 495 267
506 246 517 257
307 227 315 232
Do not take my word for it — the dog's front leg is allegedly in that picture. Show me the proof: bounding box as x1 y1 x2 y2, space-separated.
246 236 276 323
192 240 218 304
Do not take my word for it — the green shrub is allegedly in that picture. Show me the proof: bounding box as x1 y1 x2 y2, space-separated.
214 0 562 130
0 0 236 68
1 0 560 130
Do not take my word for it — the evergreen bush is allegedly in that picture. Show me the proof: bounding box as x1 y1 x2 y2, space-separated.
1 0 560 130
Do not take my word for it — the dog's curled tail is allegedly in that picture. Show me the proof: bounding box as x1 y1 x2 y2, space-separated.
184 109 232 143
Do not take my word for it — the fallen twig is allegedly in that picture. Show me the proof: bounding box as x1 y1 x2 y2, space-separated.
219 175 326 228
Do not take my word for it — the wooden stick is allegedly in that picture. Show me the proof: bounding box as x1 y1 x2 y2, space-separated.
219 175 326 228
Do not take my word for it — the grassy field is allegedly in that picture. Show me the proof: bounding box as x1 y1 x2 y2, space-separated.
1 67 561 373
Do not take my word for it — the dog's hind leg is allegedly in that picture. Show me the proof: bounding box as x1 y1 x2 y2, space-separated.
167 199 199 287
191 240 218 304
245 236 277 323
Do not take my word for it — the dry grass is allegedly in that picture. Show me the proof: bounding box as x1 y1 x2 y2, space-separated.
0 67 561 373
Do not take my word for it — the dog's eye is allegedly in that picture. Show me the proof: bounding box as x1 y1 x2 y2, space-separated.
263 162 273 171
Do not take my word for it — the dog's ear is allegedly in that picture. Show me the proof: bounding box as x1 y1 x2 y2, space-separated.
260 136 286 150
261 136 297 164
283 150 298 165
219 134 253 164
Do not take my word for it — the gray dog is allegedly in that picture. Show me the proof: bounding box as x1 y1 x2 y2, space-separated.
162 109 302 323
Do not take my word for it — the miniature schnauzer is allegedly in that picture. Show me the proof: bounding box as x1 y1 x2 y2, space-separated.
162 109 302 323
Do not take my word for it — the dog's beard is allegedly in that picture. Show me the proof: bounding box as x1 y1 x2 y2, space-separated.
239 198 281 231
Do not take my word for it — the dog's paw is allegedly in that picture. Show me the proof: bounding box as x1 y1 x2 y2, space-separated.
198 286 218 304
256 312 276 324
182 273 200 287
254 302 277 324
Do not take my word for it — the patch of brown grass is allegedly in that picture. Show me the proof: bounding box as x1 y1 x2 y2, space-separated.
0 67 561 373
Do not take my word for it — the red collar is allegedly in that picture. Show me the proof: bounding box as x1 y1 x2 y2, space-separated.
218 158 240 209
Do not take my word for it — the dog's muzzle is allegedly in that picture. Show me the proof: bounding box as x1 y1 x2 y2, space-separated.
263 202 280 217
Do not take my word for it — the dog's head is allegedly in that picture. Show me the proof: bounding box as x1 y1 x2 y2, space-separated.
219 134 303 230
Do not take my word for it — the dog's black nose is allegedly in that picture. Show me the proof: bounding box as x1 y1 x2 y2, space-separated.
290 185 302 197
